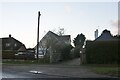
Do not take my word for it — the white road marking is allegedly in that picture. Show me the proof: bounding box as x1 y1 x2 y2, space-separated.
29 70 42 74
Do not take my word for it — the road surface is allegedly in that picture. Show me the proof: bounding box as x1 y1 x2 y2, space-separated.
2 63 116 79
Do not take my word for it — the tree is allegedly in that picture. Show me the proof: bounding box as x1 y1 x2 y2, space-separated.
73 33 86 48
44 37 66 63
52 27 65 36
73 33 86 58
44 38 58 63
61 44 73 61
114 35 120 39
57 27 65 36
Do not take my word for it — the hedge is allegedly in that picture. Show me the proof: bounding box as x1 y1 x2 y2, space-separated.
85 40 119 64
2 51 16 59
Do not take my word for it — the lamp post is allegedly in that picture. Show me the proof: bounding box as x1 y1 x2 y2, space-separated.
37 11 41 62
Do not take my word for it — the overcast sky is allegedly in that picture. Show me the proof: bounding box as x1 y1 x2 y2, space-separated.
0 1 118 48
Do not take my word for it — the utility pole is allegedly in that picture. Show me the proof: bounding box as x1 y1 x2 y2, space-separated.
37 11 41 62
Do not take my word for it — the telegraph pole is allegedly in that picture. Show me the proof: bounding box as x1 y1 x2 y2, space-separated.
37 11 41 62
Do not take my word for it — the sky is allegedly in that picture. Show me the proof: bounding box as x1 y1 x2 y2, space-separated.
0 1 119 48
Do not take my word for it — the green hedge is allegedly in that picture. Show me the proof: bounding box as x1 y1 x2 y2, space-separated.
86 41 119 64
61 44 73 61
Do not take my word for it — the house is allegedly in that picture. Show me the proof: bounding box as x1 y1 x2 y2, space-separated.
15 47 35 60
85 29 119 64
95 29 116 41
34 31 71 62
1 34 26 51
26 48 35 59
17 45 27 54
27 48 35 54
0 34 26 59
15 45 27 59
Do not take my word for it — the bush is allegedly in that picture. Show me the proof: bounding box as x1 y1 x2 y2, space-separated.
43 52 50 63
61 44 73 61
73 46 81 58
86 41 119 64
2 51 16 59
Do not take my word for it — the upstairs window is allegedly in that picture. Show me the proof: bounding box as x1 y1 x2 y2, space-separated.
14 43 17 47
6 43 10 47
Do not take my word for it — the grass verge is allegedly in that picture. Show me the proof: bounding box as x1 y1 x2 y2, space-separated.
2 59 49 64
82 64 119 77
93 67 119 77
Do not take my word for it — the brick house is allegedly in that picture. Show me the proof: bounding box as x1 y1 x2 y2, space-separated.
0 34 26 59
34 31 71 62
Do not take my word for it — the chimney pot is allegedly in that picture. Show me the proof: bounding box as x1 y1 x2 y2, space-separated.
9 34 11 37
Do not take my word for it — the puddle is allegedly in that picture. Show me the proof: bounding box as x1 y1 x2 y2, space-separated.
29 70 42 74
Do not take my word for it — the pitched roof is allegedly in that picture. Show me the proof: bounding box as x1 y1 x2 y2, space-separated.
35 31 71 48
48 31 58 37
18 45 26 52
41 31 70 42
1 35 23 45
47 31 70 42
0 35 26 50
95 29 115 41
59 35 70 41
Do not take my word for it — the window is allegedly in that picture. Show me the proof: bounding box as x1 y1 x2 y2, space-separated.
14 43 17 47
6 43 10 47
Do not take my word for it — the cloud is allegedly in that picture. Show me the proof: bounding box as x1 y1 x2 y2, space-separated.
111 19 119 27
64 5 72 13
110 19 120 35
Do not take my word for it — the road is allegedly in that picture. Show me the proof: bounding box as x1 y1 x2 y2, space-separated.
2 64 69 78
2 63 116 79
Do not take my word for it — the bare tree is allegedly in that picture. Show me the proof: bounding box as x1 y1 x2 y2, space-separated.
44 37 60 63
57 27 65 36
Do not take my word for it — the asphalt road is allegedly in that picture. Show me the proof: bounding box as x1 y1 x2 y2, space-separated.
2 63 116 79
2 64 69 78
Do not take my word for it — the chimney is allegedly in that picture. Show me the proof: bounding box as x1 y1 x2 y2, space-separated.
9 34 11 38
95 29 98 39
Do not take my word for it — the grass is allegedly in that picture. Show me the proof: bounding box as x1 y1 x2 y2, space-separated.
82 64 119 77
2 59 50 64
93 67 119 76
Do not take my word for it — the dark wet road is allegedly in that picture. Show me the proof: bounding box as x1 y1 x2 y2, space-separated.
2 64 70 78
2 68 68 78
2 64 118 80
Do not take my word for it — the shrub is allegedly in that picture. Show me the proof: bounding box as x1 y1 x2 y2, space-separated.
73 46 81 58
86 41 119 64
61 44 73 61
2 51 16 59
43 52 50 63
